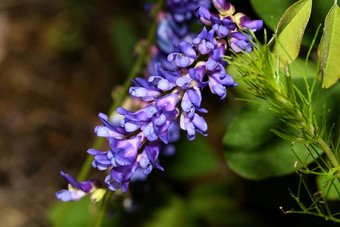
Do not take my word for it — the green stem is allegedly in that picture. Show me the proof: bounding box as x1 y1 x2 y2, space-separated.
318 138 340 169
94 190 114 227
77 137 104 181
286 210 340 223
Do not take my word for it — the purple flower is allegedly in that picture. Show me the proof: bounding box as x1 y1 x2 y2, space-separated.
87 149 112 170
208 39 227 65
148 67 180 91
234 12 263 32
208 72 236 99
180 112 208 141
129 78 162 101
56 171 101 202
95 113 127 139
193 27 217 55
229 32 253 53
140 142 164 174
111 135 143 166
194 5 214 26
168 41 197 68
106 161 140 193
211 16 236 38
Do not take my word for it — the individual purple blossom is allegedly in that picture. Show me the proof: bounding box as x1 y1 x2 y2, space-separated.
148 65 180 91
87 148 112 170
234 12 263 32
207 39 227 65
208 71 236 99
95 113 127 139
111 135 143 166
193 27 217 55
167 41 197 68
211 16 236 38
194 5 214 26
180 111 208 141
56 171 101 202
140 142 164 174
105 161 140 193
129 78 162 101
229 32 253 53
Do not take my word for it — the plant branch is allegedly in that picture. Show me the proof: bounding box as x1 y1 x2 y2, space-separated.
318 138 340 169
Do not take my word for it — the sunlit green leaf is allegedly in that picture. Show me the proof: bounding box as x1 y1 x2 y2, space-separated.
224 103 321 180
272 0 312 68
318 4 340 88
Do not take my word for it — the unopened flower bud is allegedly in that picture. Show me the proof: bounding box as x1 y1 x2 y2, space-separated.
212 0 235 16
234 13 263 32
91 188 106 203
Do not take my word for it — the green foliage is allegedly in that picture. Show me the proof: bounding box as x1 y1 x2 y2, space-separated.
224 103 321 180
318 4 340 88
317 175 340 200
167 137 219 180
48 197 96 227
224 0 340 220
272 0 312 68
251 0 335 47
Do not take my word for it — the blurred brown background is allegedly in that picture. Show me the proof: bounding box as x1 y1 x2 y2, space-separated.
0 0 145 226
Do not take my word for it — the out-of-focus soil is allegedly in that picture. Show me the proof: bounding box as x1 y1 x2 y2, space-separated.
0 1 142 226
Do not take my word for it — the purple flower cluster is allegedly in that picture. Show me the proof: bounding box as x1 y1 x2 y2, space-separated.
86 0 262 194
56 0 263 200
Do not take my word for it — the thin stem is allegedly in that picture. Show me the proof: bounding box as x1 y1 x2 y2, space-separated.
286 210 340 223
335 0 338 6
94 190 114 227
77 137 104 181
318 138 340 169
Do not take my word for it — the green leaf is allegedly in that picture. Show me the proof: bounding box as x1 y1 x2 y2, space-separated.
318 4 340 88
250 0 294 31
48 197 96 227
272 0 312 68
224 103 321 180
167 137 218 180
316 175 340 200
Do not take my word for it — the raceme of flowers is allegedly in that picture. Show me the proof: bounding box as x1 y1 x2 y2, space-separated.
56 0 263 201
